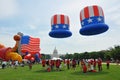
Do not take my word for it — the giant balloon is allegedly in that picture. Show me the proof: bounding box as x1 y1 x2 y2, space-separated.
35 53 40 62
0 34 22 62
49 14 72 38
79 5 109 36
9 52 22 62
24 53 32 60
0 47 11 61
20 35 40 54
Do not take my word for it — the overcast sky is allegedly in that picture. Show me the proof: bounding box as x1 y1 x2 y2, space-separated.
0 0 120 54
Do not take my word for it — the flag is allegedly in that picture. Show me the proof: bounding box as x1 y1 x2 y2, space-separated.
20 35 40 54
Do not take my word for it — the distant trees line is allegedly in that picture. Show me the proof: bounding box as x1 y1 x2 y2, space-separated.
42 45 120 61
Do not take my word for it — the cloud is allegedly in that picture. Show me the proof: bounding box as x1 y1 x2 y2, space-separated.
0 30 15 47
0 0 18 19
0 0 120 54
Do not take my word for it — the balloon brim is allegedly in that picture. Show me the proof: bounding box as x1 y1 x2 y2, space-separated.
49 30 72 38
79 23 109 36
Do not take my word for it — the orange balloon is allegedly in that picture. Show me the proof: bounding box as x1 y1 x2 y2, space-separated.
13 35 21 41
0 44 5 48
5 52 11 60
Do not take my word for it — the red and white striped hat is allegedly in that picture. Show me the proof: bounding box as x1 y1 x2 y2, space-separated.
80 5 104 21
79 5 109 35
51 14 70 26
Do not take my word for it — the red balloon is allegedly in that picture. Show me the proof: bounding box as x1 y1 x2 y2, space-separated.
30 57 35 62
24 54 32 60
0 48 11 60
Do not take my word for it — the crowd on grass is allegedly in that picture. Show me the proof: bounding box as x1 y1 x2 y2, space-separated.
41 58 104 72
41 57 120 73
0 58 120 73
0 60 22 69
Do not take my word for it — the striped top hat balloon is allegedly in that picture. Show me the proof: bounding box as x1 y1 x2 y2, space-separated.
79 5 109 35
49 14 72 38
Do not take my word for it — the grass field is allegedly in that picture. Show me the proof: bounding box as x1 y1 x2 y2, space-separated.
0 63 120 80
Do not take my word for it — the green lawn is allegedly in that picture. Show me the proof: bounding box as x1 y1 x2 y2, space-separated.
0 63 120 80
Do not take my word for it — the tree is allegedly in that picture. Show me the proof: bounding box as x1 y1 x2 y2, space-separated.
59 55 65 59
88 52 97 59
109 45 120 60
45 54 51 59
65 53 73 59
73 53 79 59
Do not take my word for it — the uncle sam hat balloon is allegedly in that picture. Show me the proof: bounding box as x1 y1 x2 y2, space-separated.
49 14 72 38
79 5 109 36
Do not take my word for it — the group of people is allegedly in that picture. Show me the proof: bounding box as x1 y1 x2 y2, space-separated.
80 58 103 73
41 58 108 73
42 59 62 72
1 60 19 69
0 58 112 73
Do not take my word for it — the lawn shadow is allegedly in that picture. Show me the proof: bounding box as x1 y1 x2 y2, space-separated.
71 71 109 76
33 69 65 73
34 69 47 73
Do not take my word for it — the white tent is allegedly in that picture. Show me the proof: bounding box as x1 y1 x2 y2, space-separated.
51 57 62 60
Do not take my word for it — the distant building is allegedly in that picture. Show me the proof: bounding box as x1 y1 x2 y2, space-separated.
51 47 59 58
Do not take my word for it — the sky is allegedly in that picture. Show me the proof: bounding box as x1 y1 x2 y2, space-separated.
0 0 120 55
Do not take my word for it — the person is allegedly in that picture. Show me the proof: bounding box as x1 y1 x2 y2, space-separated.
66 59 70 69
28 60 32 70
116 59 119 65
97 58 102 71
14 60 19 69
83 64 87 73
90 59 94 71
88 62 91 71
77 59 80 66
50 60 54 70
46 60 51 72
20 61 24 67
80 59 85 71
63 59 66 68
72 59 76 70
93 59 96 70
106 59 110 69
46 60 49 66
2 61 6 69
47 66 51 72
56 59 60 71
42 59 46 67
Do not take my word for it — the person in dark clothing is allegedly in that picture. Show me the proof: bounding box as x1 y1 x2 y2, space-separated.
106 60 110 69
28 60 32 70
67 59 70 69
97 58 102 71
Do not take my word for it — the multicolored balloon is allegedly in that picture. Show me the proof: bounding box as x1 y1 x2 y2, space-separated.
20 35 40 54
0 35 22 62
49 14 72 38
79 5 109 36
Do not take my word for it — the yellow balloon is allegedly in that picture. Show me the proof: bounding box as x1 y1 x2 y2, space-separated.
9 52 22 62
9 52 17 59
17 55 22 62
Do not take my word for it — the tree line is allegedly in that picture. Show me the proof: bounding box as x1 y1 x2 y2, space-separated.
42 45 120 61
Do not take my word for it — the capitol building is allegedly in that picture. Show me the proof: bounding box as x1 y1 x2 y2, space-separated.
51 47 59 58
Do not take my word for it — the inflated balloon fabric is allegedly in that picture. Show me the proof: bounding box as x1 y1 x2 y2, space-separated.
79 5 109 36
49 14 72 38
